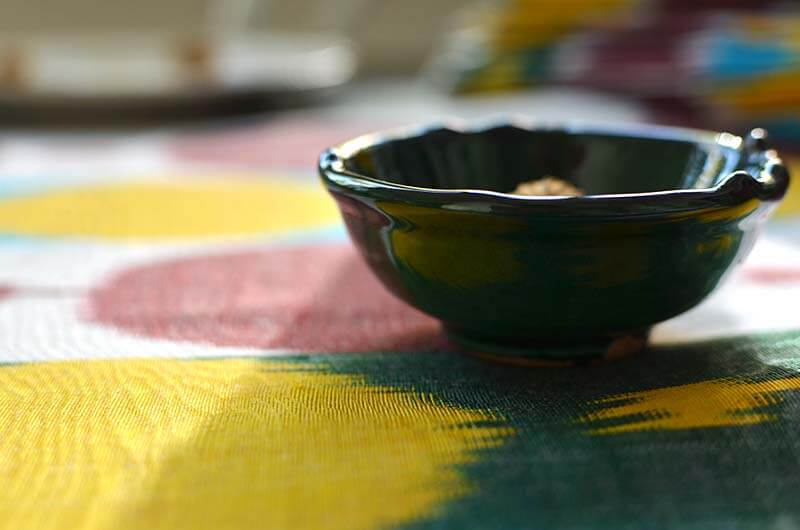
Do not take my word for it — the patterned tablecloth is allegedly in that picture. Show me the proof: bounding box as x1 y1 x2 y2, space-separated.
2 96 800 529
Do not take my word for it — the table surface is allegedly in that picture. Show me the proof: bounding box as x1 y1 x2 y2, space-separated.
1 82 800 530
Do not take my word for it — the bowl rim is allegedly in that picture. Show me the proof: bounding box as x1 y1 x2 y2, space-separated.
319 120 789 217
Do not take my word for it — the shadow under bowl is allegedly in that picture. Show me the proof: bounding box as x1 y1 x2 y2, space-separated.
319 121 790 362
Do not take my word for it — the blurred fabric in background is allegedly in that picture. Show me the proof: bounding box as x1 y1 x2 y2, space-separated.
429 0 800 141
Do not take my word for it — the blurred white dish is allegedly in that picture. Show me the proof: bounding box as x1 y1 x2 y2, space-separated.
0 31 356 112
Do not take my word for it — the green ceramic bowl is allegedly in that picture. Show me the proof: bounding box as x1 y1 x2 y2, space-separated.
319 122 790 362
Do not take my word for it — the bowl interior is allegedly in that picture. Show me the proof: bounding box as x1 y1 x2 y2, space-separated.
341 126 743 195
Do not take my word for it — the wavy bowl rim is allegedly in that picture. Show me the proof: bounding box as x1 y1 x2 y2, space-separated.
319 120 789 216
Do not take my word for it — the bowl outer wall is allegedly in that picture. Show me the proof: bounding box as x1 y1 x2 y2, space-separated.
328 190 773 342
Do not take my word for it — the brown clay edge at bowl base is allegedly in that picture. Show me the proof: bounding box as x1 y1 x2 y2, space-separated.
447 329 650 368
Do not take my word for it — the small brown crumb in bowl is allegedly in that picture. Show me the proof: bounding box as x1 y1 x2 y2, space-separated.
512 177 584 197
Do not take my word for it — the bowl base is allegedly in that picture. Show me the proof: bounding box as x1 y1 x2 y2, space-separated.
446 328 649 367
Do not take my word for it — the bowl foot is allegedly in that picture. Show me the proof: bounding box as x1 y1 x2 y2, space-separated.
446 328 650 367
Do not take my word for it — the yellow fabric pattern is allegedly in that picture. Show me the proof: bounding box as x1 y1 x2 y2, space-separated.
580 377 800 434
712 70 800 113
481 0 637 50
0 179 339 240
0 358 509 530
776 158 800 217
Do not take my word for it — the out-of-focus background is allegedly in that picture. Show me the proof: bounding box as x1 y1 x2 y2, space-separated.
0 0 466 81
0 0 797 137
0 1 796 119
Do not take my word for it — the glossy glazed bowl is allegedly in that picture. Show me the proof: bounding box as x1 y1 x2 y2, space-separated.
319 122 790 362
